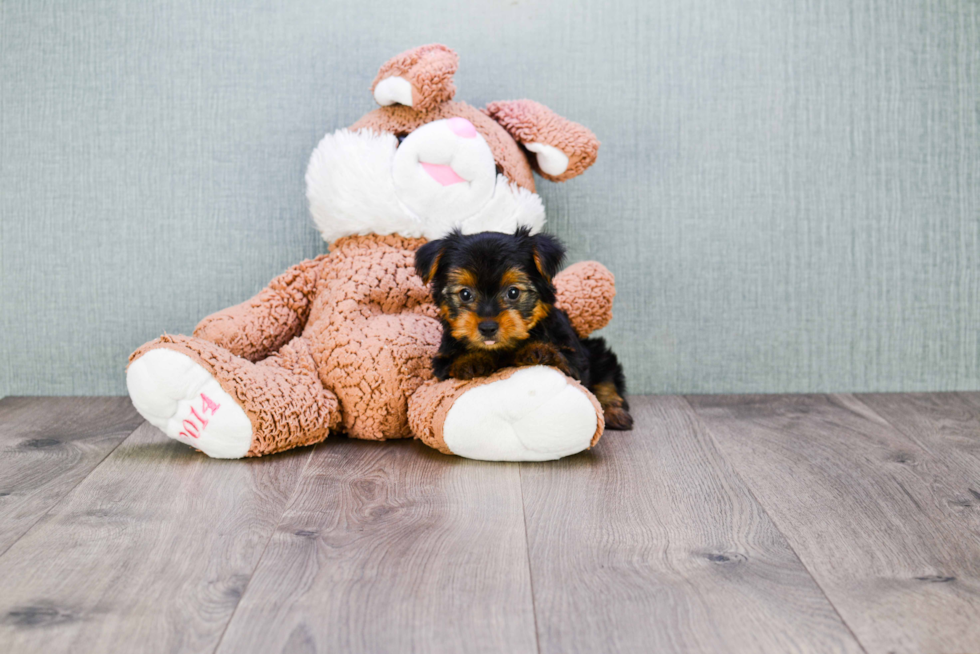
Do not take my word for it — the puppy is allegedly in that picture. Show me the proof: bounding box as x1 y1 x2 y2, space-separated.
415 227 633 430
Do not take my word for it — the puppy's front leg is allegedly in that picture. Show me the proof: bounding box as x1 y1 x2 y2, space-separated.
448 351 498 380
514 342 574 377
432 354 454 381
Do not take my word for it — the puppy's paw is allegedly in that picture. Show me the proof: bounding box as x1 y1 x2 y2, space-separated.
449 352 497 380
604 406 634 430
515 342 571 375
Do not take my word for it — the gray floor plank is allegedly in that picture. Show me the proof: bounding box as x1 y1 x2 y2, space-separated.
855 393 980 463
0 397 143 555
688 394 980 654
0 422 313 654
957 391 980 414
520 395 863 654
855 392 980 541
215 438 537 654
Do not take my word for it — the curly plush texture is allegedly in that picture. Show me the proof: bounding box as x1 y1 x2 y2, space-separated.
407 374 483 455
485 100 601 182
131 235 615 453
352 102 537 193
407 367 605 455
555 261 617 338
372 44 459 113
129 334 340 457
129 45 615 460
305 128 545 243
306 235 440 439
194 255 328 362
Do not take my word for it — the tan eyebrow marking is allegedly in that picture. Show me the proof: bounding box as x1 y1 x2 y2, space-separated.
502 268 531 288
446 268 478 289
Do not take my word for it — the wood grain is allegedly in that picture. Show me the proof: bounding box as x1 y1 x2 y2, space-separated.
0 422 312 654
957 391 980 414
688 393 980 654
855 392 980 543
4 394 980 654
519 395 862 654
0 397 143 555
215 437 537 654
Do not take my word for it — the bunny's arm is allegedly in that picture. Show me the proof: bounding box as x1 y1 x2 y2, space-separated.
554 261 616 338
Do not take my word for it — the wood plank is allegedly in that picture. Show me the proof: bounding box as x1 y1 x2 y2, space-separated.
0 397 143 555
0 422 312 654
520 395 863 654
215 438 537 654
854 393 980 460
957 391 980 413
688 394 980 654
855 393 980 542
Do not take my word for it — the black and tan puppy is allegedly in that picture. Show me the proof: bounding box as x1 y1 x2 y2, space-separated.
415 227 633 430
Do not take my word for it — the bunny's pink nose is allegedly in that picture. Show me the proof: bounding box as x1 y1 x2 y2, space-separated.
447 117 477 138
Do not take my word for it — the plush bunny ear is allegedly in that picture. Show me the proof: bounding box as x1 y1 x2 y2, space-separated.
484 100 600 182
371 44 459 113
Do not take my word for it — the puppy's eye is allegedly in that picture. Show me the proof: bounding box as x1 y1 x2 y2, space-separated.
506 287 521 301
459 289 473 303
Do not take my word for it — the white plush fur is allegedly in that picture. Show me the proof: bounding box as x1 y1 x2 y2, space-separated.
127 349 253 459
373 76 413 107
442 367 598 461
391 120 498 228
525 142 570 176
306 127 545 243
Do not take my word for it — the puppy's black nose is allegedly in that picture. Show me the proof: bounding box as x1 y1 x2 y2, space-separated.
478 321 499 338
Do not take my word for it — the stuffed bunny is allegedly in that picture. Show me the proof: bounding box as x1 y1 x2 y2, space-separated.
127 44 616 461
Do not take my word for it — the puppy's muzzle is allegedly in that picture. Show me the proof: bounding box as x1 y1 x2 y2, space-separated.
478 321 499 339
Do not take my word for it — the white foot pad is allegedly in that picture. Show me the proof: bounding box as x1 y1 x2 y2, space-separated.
443 367 598 461
127 349 253 459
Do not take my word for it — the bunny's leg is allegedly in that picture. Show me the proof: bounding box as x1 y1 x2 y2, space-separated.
127 334 339 458
408 366 604 462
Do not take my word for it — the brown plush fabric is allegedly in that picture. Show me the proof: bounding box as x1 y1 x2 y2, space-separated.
484 100 601 182
554 261 617 338
351 102 537 193
371 44 459 113
408 376 477 455
194 255 329 362
131 234 615 455
407 368 516 454
577 375 606 447
298 235 440 440
130 45 616 458
407 367 605 455
130 334 340 457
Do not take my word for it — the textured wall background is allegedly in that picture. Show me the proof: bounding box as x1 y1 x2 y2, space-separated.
1 0 978 396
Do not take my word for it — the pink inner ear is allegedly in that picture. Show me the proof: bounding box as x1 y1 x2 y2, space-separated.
447 117 477 138
421 162 466 186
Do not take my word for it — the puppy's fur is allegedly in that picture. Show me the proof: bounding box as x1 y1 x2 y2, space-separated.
415 228 633 430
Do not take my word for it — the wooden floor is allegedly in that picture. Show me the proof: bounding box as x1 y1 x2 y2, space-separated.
1 394 979 653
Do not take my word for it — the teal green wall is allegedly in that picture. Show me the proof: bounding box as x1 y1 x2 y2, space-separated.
1 0 978 395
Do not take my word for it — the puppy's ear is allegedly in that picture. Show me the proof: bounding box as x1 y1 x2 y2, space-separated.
415 239 446 285
531 232 566 281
